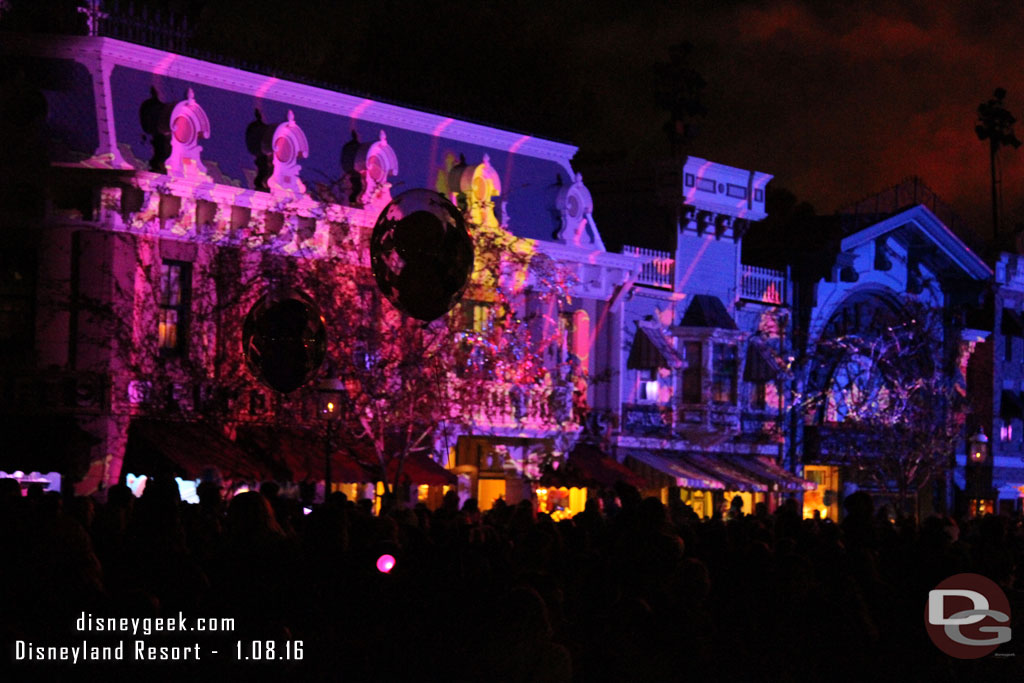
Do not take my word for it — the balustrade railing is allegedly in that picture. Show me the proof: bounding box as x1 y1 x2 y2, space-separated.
621 245 674 289
740 264 786 304
446 377 575 429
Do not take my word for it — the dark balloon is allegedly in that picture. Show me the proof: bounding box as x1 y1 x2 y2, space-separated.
243 289 327 393
370 189 474 322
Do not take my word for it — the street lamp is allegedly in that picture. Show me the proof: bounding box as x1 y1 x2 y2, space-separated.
317 376 348 503
968 427 990 517
970 427 989 463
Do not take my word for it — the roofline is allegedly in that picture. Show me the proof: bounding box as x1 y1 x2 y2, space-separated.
839 205 992 281
6 32 579 174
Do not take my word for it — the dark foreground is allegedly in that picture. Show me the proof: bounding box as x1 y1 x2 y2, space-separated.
2 479 1022 682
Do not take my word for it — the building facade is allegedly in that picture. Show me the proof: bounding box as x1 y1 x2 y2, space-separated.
0 29 637 508
608 157 811 518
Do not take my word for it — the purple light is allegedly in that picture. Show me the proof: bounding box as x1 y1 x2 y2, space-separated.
376 554 396 574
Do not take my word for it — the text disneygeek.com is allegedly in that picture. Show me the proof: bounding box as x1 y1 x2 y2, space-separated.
11 611 304 664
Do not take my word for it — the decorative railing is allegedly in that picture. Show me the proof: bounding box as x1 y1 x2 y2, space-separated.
446 377 576 430
100 1 193 53
622 403 674 436
740 411 784 443
621 245 674 289
677 403 742 435
740 264 785 304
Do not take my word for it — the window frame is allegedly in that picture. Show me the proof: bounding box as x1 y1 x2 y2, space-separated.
157 259 192 357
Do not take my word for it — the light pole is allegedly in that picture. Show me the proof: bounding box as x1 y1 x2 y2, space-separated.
317 377 347 503
968 427 990 517
975 88 1021 244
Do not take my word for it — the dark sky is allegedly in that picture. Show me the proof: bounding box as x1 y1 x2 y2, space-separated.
17 0 1024 241
189 0 1024 241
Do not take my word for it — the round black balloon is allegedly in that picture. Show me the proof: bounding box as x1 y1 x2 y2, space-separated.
242 289 327 393
370 189 474 322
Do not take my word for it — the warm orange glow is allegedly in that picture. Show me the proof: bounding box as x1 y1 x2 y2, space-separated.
803 465 839 522
478 478 506 511
536 486 587 519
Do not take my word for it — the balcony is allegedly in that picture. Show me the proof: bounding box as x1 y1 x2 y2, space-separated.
622 245 674 289
677 403 741 438
446 377 577 431
620 401 747 444
622 403 674 436
740 265 786 304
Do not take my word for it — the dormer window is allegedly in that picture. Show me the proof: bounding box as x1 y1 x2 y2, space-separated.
636 368 662 404
627 321 682 405
673 295 742 407
681 342 702 403
712 343 738 405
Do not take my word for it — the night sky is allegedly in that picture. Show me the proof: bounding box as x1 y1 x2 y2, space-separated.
13 0 1024 243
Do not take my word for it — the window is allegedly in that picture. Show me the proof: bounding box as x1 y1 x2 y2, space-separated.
1006 335 1014 362
636 368 660 403
158 260 191 355
455 301 494 378
460 301 493 333
712 343 737 404
553 311 590 369
751 382 768 410
682 342 702 404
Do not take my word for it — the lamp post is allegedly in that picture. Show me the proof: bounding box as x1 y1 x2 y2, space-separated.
317 377 347 503
968 427 990 517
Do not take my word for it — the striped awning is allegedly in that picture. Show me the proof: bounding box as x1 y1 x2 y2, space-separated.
622 449 725 490
686 452 770 492
722 455 816 492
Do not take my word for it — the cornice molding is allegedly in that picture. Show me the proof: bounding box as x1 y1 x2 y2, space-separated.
5 33 578 172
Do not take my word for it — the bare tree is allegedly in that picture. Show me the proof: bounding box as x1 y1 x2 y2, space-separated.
800 302 966 517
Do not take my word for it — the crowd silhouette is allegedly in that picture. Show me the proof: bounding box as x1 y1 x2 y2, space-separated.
2 476 1022 682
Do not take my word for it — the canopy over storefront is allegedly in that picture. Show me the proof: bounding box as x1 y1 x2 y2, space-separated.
236 425 372 483
685 452 769 492
541 443 646 489
385 451 457 486
623 449 812 493
125 419 269 482
622 449 726 490
721 455 815 492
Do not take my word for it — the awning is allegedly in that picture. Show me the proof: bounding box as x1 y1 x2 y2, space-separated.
541 443 646 489
125 419 271 481
385 451 457 486
0 414 100 476
236 426 372 483
676 294 738 330
744 340 784 382
1000 391 1024 421
627 321 683 370
722 455 816 492
685 452 769 492
622 449 725 490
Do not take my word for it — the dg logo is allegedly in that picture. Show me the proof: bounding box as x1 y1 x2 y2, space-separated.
925 573 1012 658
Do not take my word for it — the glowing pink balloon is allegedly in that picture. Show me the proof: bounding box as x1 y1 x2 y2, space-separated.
376 554 396 574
